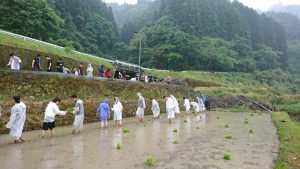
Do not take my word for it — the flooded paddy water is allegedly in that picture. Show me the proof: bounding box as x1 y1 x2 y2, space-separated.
0 112 278 169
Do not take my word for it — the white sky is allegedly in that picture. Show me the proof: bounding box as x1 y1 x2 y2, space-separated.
104 0 300 11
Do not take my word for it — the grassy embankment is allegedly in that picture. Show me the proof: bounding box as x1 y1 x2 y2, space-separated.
272 112 300 169
1 32 300 113
0 33 112 67
1 31 300 167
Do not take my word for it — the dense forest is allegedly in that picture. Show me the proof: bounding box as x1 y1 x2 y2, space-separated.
125 0 288 71
107 0 160 44
0 0 120 57
0 0 299 73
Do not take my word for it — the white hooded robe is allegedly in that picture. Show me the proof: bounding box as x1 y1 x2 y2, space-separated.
151 99 160 118
6 102 26 140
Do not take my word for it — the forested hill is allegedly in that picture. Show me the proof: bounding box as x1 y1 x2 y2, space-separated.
0 0 118 57
270 4 300 18
0 0 295 73
125 0 287 72
107 0 160 44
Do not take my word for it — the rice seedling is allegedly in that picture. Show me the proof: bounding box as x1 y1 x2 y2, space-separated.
146 156 156 166
223 153 231 160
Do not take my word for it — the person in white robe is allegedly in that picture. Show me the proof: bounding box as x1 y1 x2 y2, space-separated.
183 97 191 114
87 64 94 77
6 96 26 143
42 98 67 138
7 53 22 70
71 95 84 134
197 97 206 112
170 95 180 118
112 97 123 127
150 98 160 118
164 96 175 123
190 101 200 113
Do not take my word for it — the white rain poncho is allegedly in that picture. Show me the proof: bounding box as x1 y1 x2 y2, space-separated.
183 99 190 112
6 102 26 140
44 102 67 123
8 56 22 70
190 102 200 113
112 98 123 121
73 100 84 130
197 97 206 112
166 97 175 119
170 95 180 114
151 99 160 118
87 64 94 77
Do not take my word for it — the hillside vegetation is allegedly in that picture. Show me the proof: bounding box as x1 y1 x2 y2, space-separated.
1 0 297 73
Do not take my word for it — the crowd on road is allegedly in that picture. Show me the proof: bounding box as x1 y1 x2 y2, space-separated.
6 52 167 83
1 93 210 144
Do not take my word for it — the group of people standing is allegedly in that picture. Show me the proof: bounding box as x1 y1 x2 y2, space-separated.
3 92 209 144
6 52 168 84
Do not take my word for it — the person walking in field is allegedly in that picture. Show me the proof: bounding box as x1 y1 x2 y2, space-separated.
99 65 104 77
7 53 22 70
112 97 123 127
6 96 26 143
105 69 111 78
32 54 41 71
150 98 160 118
87 64 93 77
170 95 180 118
190 101 200 113
97 98 110 128
42 98 67 138
183 97 191 114
56 58 64 73
46 56 52 72
136 92 146 123
164 96 175 123
197 97 206 112
78 63 84 75
71 95 84 134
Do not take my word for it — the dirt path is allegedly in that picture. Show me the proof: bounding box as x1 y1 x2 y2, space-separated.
0 112 278 169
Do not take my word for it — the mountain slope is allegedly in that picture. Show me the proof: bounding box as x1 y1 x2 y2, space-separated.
107 0 160 43
126 0 287 72
270 4 300 18
0 0 119 57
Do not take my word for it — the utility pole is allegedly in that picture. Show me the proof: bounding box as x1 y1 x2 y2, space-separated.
139 38 141 81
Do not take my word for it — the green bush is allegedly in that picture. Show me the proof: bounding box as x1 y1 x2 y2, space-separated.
173 128 178 133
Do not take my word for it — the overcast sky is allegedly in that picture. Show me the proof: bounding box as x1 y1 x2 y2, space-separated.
104 0 300 11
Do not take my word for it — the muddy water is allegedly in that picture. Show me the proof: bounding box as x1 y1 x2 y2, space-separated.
0 112 278 169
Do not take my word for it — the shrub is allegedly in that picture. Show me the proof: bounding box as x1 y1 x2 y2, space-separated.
225 125 229 128
173 128 178 133
249 129 253 134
